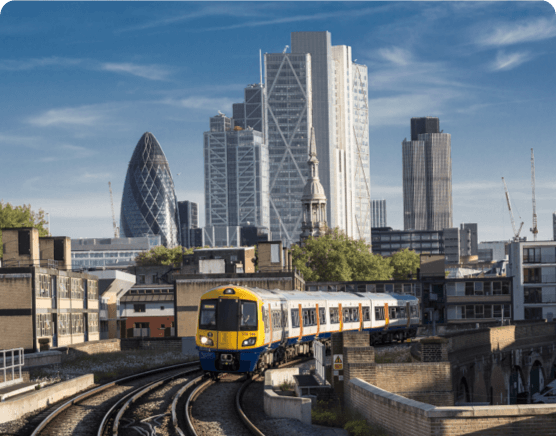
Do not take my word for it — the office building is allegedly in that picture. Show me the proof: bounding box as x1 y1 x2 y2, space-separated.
371 200 387 228
508 240 556 321
178 201 199 248
120 132 180 248
478 241 508 262
232 83 266 137
204 113 269 231
402 117 452 231
290 32 371 244
553 212 556 241
71 235 161 269
371 227 444 257
0 228 100 351
459 223 478 257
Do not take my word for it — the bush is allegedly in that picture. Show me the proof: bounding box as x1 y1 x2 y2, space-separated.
344 419 388 436
279 380 294 391
312 400 388 435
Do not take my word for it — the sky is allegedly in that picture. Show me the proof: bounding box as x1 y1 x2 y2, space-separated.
1 1 555 244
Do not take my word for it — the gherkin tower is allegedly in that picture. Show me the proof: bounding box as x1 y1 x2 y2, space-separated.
120 132 180 247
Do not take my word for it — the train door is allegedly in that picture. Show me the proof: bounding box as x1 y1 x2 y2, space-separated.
281 302 289 344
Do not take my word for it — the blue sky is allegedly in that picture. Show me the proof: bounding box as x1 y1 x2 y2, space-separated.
1 1 555 243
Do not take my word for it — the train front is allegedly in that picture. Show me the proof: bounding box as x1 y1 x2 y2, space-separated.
196 286 263 374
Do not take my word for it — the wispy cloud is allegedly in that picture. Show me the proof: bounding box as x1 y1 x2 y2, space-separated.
490 50 533 71
100 62 172 81
476 16 556 47
377 47 413 66
39 144 95 162
160 96 234 112
29 106 106 127
0 56 172 81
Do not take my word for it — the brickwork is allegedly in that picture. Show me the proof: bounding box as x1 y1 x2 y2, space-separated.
121 337 183 352
349 378 556 436
420 337 448 362
62 339 121 357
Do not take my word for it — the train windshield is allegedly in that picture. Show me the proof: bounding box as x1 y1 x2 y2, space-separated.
217 298 239 331
199 300 217 329
240 301 257 331
199 298 257 331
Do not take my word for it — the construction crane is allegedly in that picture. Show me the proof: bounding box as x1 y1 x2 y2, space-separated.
108 181 120 239
502 177 524 242
530 148 539 241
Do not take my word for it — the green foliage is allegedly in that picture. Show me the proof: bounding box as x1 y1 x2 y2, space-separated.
291 228 393 282
279 380 294 391
312 401 388 436
0 201 49 258
389 248 420 280
135 245 192 266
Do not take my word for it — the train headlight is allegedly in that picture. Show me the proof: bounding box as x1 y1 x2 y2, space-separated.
242 337 256 347
200 336 213 346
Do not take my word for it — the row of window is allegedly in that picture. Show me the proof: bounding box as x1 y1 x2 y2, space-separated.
447 304 511 320
523 247 556 264
133 304 168 312
447 281 511 296
38 275 97 300
524 287 556 304
36 313 99 337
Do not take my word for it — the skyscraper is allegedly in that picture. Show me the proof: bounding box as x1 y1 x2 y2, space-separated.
203 113 269 229
266 32 371 246
371 200 387 228
178 201 198 248
265 51 312 246
232 83 266 138
120 132 180 247
402 117 453 231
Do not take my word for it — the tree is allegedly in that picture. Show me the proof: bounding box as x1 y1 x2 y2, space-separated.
390 248 420 280
291 228 393 282
0 201 49 258
135 245 193 266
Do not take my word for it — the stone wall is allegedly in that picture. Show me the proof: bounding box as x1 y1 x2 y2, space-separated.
61 339 121 357
349 378 556 436
121 337 182 353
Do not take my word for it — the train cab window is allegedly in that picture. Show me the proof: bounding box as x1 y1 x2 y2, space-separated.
291 309 300 328
362 306 370 321
375 307 385 321
199 300 217 329
240 301 258 331
329 308 340 324
319 307 326 324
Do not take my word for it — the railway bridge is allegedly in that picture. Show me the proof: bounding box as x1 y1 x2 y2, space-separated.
446 321 556 405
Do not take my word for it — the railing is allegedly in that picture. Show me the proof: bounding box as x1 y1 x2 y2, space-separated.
314 342 326 385
0 348 24 388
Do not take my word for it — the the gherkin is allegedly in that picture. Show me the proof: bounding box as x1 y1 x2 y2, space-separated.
120 132 180 247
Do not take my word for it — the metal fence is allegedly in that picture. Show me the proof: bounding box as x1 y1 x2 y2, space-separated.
0 348 24 388
314 341 326 385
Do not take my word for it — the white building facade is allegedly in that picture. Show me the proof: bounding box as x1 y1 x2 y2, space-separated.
508 240 556 321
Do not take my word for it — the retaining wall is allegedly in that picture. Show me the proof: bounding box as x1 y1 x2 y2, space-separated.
263 368 312 425
24 350 63 368
349 378 556 436
0 374 94 425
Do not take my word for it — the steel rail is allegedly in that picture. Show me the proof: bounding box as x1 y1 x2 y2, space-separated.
108 366 200 436
30 360 199 436
171 375 204 436
184 377 212 435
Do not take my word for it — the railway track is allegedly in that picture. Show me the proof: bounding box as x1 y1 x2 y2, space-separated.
182 358 309 436
29 361 201 436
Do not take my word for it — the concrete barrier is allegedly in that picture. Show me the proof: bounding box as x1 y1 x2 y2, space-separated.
263 368 312 425
0 374 94 425
23 351 63 368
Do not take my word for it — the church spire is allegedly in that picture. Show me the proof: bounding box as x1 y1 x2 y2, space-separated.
300 127 327 244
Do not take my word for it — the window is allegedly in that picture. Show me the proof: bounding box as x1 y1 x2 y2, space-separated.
59 314 70 335
319 307 326 324
199 300 217 329
524 307 543 320
502 281 510 294
389 306 396 320
59 277 70 299
410 305 418 317
484 281 492 295
88 280 98 300
291 309 300 328
524 269 541 284
240 301 258 331
375 306 385 321
475 305 484 319
465 282 474 296
88 313 99 333
161 306 165 310
262 307 269 333
493 281 502 295
138 275 146 284
36 314 52 337
38 275 50 298
134 304 146 313
362 306 370 321
474 282 484 296
329 307 340 324
272 310 282 329
71 314 84 334
302 308 317 326
524 287 542 303
524 248 541 263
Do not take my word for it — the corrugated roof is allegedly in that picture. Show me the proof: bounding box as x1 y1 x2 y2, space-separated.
121 294 174 302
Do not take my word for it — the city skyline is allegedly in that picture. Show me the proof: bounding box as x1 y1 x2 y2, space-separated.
1 2 556 243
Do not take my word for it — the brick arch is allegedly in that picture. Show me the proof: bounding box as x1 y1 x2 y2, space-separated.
530 359 546 397
457 376 470 403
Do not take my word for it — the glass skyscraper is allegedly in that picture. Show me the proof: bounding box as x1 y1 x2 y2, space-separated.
120 132 180 248
402 117 453 231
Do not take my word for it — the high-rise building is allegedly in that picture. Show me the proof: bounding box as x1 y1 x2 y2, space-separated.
178 201 198 248
265 51 313 246
232 83 266 137
553 212 556 241
203 113 269 229
120 132 180 248
371 200 387 228
265 32 371 246
402 117 452 231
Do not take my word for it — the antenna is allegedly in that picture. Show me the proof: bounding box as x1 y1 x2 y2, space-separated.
530 148 538 241
108 181 120 238
259 49 263 86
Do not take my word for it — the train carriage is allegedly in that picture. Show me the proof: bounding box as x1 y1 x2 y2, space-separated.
196 285 420 376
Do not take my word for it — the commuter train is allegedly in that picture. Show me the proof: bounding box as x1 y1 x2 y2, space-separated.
196 285 420 376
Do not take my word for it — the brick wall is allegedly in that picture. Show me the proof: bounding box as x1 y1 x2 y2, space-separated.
121 337 182 352
349 378 556 436
0 272 34 351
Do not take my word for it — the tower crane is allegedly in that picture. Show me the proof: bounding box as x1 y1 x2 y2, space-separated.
502 177 524 242
108 181 120 239
530 148 538 241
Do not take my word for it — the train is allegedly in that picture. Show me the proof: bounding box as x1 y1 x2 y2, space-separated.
196 285 420 376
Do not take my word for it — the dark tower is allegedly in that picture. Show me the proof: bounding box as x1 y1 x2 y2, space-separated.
120 132 180 247
411 117 440 141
